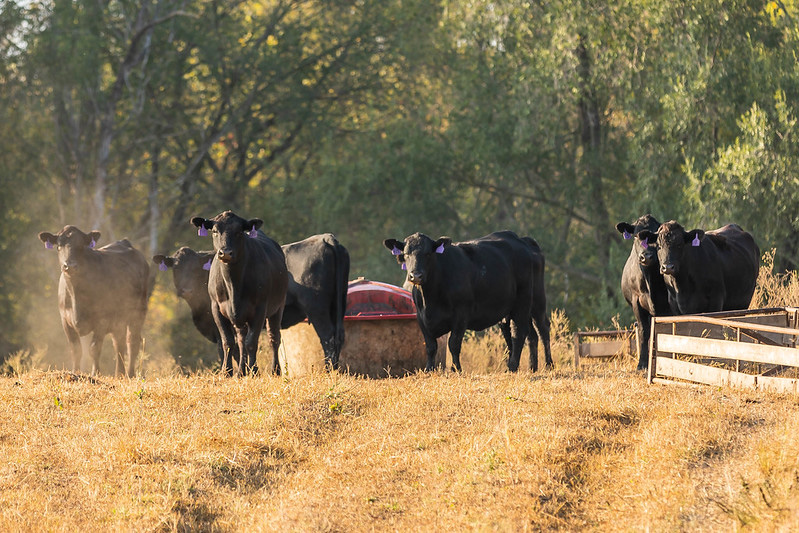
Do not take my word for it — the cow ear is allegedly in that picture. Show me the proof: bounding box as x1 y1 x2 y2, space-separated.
384 239 405 254
434 237 451 254
88 231 101 247
247 219 263 231
38 232 57 249
616 223 635 238
191 217 213 236
152 255 175 267
191 216 207 228
637 230 653 242
686 229 704 246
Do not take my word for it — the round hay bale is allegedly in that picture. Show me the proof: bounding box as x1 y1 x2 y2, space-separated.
278 279 446 378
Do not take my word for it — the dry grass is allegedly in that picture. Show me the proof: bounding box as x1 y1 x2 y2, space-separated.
2 362 798 532
751 249 799 309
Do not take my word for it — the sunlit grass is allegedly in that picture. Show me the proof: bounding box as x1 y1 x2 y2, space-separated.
1 363 797 531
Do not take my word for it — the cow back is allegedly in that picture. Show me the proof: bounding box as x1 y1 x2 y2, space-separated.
423 231 535 333
60 240 149 334
705 224 760 310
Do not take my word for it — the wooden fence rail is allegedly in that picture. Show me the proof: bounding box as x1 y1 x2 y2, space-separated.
648 307 799 394
573 329 636 367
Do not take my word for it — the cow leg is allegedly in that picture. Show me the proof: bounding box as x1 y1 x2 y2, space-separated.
126 322 143 378
265 311 283 375
448 324 466 372
234 325 251 376
109 327 127 376
533 309 553 370
499 320 513 357
62 321 82 372
506 316 530 373
309 318 338 370
212 305 236 377
88 332 105 376
633 300 652 371
527 318 539 372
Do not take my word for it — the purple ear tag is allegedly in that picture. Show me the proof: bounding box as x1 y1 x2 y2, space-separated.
401 262 407 270
692 234 701 247
198 226 208 237
159 260 168 272
202 258 212 271
248 228 257 238
45 241 53 249
435 243 445 254
623 230 632 240
391 246 402 256
640 237 648 249
89 239 96 248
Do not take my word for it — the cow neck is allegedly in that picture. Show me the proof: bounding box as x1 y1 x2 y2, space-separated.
640 263 670 315
215 240 251 293
415 257 443 310
62 248 102 292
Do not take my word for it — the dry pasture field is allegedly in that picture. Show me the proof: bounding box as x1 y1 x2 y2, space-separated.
1 362 799 532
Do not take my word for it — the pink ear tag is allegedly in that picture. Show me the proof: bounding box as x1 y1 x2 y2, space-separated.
45 241 53 249
202 258 212 271
159 261 168 272
89 239 96 248
623 230 632 240
640 238 648 249
249 228 257 238
198 226 208 237
401 263 407 270
435 243 445 254
692 234 700 247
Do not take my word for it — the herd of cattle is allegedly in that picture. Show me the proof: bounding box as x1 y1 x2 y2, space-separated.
37 210 760 377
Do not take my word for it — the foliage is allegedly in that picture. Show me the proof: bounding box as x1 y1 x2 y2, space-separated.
2 0 799 365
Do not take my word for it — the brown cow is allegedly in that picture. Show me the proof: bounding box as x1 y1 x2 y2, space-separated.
38 226 149 376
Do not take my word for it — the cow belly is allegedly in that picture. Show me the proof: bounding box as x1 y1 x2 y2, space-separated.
467 316 506 332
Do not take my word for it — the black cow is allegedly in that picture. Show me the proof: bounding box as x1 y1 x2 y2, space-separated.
637 221 760 315
152 247 226 361
615 214 672 370
154 233 349 369
191 211 288 376
383 231 551 372
38 226 149 377
281 234 350 368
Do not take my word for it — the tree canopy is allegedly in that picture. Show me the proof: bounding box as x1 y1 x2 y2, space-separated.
2 0 798 363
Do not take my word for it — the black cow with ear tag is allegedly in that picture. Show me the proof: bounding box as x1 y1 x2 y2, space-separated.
383 230 551 373
637 221 759 316
191 211 288 376
615 214 671 370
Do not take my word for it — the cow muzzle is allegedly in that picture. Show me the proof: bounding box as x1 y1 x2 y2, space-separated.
61 261 78 274
660 263 677 276
217 249 234 263
406 271 424 285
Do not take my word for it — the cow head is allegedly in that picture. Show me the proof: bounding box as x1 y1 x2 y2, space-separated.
638 220 705 276
38 226 101 276
616 214 661 268
191 211 263 264
383 232 449 286
153 247 214 303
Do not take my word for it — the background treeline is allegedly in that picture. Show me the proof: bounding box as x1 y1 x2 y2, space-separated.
1 0 798 365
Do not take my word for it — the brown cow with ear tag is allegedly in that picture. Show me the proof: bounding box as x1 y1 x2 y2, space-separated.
38 226 149 377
